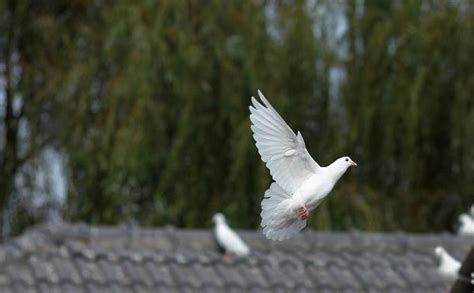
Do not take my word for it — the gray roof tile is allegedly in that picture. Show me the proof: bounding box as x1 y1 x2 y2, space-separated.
4 261 34 286
143 260 174 286
29 255 60 284
96 258 129 285
327 265 361 290
0 222 472 292
191 262 223 288
10 283 34 293
74 258 105 284
59 283 85 293
373 266 407 289
121 258 153 287
216 262 248 287
50 256 81 285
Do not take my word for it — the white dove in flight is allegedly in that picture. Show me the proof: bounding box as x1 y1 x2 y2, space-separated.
212 213 250 257
434 246 461 279
249 90 357 241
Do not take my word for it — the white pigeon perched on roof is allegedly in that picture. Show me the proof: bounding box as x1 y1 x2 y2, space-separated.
457 213 474 236
212 213 250 257
249 90 357 241
434 246 461 279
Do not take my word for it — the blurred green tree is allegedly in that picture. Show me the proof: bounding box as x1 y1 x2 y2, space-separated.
0 0 107 236
2 0 474 236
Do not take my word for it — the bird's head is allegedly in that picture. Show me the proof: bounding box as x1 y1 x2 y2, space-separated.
435 246 445 257
212 213 226 224
327 156 357 180
332 156 357 170
458 213 471 224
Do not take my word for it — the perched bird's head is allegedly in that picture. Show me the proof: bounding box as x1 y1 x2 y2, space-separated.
434 246 445 257
212 213 226 224
458 213 471 224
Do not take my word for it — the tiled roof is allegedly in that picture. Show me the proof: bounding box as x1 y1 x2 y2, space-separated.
0 223 472 292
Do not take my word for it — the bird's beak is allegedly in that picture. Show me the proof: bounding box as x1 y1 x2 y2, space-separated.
351 160 358 167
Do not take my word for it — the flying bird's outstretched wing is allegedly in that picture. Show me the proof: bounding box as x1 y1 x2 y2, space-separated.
249 90 320 194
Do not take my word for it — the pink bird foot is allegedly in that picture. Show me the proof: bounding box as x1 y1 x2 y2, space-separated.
223 253 232 263
298 206 309 220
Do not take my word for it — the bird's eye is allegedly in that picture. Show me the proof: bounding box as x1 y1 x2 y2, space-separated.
345 158 349 162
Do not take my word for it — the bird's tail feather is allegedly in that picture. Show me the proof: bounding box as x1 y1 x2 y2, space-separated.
260 183 306 241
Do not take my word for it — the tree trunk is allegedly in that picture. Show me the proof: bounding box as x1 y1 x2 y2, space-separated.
0 0 19 238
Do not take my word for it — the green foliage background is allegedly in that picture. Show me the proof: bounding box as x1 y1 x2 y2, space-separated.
1 0 474 235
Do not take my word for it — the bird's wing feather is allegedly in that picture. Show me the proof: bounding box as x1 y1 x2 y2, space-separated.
249 90 320 194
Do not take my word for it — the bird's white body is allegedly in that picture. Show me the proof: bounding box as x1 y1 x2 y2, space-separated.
457 213 474 235
250 90 356 241
213 213 250 257
294 165 347 209
434 246 461 279
281 167 343 220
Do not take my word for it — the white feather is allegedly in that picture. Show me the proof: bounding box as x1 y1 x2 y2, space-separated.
260 183 307 241
250 90 357 241
249 90 321 194
213 213 249 256
434 246 461 279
